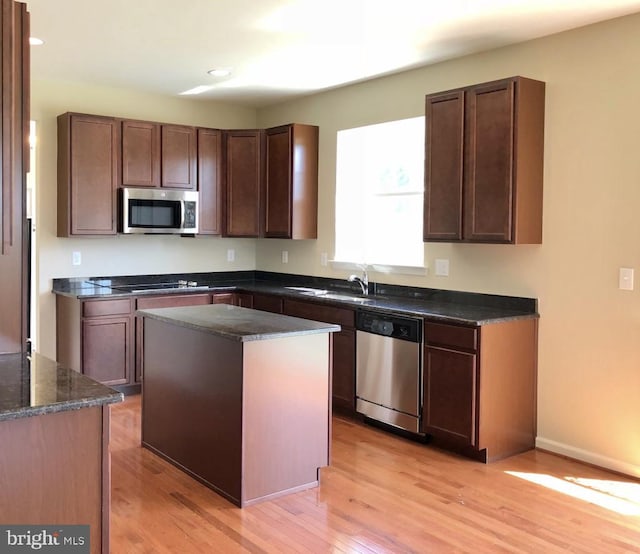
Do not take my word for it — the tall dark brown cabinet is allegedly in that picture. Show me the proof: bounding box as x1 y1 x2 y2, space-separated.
0 0 29 354
424 76 545 244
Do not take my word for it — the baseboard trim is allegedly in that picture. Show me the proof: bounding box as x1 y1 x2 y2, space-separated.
536 437 640 479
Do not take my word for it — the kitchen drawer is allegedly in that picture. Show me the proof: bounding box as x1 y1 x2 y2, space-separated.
425 321 477 352
83 298 133 318
283 298 355 328
136 294 211 310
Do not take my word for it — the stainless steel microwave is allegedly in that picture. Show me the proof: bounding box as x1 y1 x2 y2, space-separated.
120 187 198 234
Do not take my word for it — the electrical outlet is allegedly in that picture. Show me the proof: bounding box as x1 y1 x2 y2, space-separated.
227 249 235 262
435 258 449 276
619 267 634 290
282 250 289 264
72 251 81 266
320 252 328 266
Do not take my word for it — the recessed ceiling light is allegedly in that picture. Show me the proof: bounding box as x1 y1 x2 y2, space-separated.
29 37 44 46
179 85 215 96
207 68 231 78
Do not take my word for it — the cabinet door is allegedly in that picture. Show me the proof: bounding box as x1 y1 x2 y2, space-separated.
424 91 464 241
197 128 222 234
252 293 283 314
264 125 292 237
264 124 319 239
234 293 254 308
224 130 262 237
161 125 197 190
332 328 355 412
121 120 160 187
0 0 28 353
423 345 477 447
83 316 131 385
464 79 515 242
57 114 119 236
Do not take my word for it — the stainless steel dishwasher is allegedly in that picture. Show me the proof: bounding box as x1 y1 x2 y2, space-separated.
355 310 422 433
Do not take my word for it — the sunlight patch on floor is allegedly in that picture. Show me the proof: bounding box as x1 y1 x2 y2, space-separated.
505 472 640 516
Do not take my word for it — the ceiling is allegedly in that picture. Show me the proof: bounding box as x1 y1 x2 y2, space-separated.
24 0 640 107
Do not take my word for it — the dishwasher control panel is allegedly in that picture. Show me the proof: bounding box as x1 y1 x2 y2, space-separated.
356 311 421 342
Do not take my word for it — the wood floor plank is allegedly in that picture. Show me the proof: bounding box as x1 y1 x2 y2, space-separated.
110 395 640 553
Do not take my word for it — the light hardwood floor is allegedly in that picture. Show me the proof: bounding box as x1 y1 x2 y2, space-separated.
111 395 640 553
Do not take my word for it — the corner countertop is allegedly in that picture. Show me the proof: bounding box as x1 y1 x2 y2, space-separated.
138 304 341 342
0 352 124 422
52 271 539 326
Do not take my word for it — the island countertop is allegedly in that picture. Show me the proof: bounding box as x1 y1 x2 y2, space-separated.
0 352 123 422
138 303 341 342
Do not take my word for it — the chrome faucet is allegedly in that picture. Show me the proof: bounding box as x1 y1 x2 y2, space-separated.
348 267 369 296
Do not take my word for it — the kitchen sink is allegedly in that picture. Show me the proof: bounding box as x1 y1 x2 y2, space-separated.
318 293 375 304
284 287 374 303
284 286 328 295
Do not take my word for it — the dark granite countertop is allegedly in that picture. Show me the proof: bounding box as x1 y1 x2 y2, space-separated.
0 352 123 422
53 270 539 326
138 304 341 342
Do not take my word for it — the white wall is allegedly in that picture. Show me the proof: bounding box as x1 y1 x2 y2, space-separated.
256 13 640 475
32 80 258 358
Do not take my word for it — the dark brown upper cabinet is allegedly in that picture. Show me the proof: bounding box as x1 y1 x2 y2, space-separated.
424 76 545 244
161 124 197 190
197 128 223 235
264 124 318 239
223 129 263 237
121 120 160 187
57 113 119 237
121 120 196 190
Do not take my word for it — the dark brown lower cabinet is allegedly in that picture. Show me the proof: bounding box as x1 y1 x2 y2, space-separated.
252 293 283 314
58 292 221 388
234 292 254 308
422 318 537 462
57 296 134 387
330 329 356 412
83 316 132 386
423 346 476 447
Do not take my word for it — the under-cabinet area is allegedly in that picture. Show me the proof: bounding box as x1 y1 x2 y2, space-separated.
53 272 538 463
56 113 319 239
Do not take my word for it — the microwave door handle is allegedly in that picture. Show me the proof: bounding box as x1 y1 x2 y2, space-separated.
180 200 186 229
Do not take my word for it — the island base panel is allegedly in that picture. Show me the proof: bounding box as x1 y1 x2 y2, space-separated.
242 334 330 504
142 319 244 503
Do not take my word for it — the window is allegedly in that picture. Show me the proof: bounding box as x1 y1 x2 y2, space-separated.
335 116 424 269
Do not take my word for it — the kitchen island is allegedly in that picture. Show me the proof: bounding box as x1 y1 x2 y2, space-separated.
138 304 340 507
0 353 123 553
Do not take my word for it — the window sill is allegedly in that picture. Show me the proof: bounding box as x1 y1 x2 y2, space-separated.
330 260 427 276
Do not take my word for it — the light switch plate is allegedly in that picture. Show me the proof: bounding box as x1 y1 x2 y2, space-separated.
227 249 235 262
435 258 449 276
619 267 634 290
320 252 328 267
72 251 81 266
282 251 289 264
